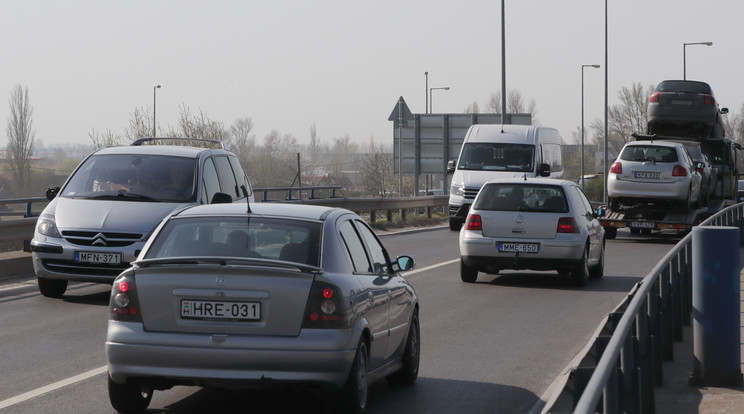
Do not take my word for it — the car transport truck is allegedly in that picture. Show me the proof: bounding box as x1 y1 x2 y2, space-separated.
599 133 743 239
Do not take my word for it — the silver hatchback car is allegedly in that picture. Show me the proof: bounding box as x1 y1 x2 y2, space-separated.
459 178 605 286
607 140 703 211
105 202 419 413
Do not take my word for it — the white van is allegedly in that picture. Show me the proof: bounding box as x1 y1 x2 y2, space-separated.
447 124 564 230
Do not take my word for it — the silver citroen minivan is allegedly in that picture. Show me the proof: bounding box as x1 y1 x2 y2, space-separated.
30 138 254 298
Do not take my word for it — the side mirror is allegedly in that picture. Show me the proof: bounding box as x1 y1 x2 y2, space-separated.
696 161 705 173
210 192 233 204
596 207 606 218
721 107 729 115
447 160 456 174
537 163 551 177
396 255 415 272
46 186 60 201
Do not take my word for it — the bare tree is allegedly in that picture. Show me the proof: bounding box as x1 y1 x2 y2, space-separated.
485 89 538 123
229 117 255 163
464 101 480 113
723 103 744 145
175 105 228 141
589 82 654 157
89 128 125 150
125 106 153 142
246 130 298 187
359 138 396 197
5 85 35 195
309 123 322 162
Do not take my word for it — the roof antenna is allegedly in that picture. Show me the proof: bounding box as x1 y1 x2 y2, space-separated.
241 185 251 213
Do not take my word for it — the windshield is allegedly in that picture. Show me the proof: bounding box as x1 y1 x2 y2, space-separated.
60 154 197 202
145 216 322 267
457 143 534 172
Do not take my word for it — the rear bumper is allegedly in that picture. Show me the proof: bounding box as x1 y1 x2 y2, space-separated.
106 321 357 390
608 177 690 200
459 231 584 271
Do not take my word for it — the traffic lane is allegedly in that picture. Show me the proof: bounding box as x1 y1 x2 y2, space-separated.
396 231 671 410
0 281 110 402
0 228 674 413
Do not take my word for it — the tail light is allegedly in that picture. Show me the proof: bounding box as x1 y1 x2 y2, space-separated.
302 281 349 329
464 214 482 231
609 162 622 174
109 272 142 322
672 165 688 176
703 95 715 105
557 217 580 233
649 92 660 103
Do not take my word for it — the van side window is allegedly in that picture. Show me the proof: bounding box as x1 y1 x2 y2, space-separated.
228 155 252 198
201 158 221 204
214 155 239 198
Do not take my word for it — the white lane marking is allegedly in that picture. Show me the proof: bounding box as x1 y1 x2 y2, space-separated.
402 258 459 277
0 365 107 410
0 257 460 409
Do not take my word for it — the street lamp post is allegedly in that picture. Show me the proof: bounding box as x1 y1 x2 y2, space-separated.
581 64 600 190
424 72 429 114
153 84 161 137
683 42 713 80
429 87 450 113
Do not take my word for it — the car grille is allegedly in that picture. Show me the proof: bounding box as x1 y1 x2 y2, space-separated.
463 186 481 200
61 231 144 247
40 259 129 277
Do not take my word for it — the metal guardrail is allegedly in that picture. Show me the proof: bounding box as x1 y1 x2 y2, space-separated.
0 192 449 244
0 197 48 218
542 203 744 413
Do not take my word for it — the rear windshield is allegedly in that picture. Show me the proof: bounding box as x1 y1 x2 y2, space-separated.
474 183 567 212
620 145 678 163
457 143 534 172
144 216 322 267
61 154 197 202
655 80 711 95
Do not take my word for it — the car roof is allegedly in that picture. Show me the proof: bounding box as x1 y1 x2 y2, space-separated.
481 177 575 187
173 202 344 222
92 144 229 158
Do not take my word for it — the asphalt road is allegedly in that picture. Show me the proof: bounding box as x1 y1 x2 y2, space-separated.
0 227 680 413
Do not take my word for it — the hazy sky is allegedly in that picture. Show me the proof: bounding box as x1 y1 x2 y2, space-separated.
2 0 742 151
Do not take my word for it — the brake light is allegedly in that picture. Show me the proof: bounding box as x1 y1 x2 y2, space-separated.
703 95 715 105
464 214 482 231
557 217 579 233
109 272 142 322
609 162 622 174
303 281 348 329
672 165 688 176
649 92 660 103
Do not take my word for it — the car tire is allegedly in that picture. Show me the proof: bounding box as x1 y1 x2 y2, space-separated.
449 217 462 231
460 259 478 283
589 241 605 279
37 277 68 298
337 339 369 414
108 376 152 413
387 312 420 385
570 244 590 287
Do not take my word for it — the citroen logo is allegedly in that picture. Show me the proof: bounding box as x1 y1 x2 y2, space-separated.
92 233 107 246
216 275 226 287
515 214 524 224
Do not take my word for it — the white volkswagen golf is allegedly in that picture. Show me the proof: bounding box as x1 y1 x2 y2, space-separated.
459 178 605 286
